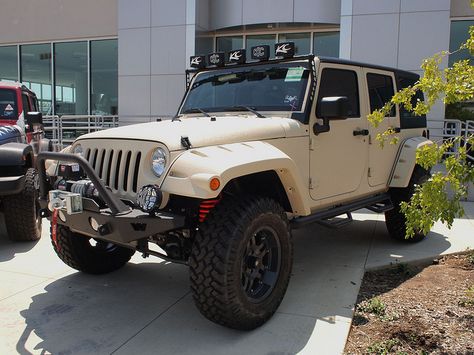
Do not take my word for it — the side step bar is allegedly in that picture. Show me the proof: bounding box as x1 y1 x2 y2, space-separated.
291 193 393 229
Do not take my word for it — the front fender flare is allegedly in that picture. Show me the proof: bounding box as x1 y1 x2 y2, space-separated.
388 136 433 188
161 141 310 215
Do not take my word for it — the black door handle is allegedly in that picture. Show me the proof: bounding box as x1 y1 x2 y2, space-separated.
393 127 401 133
353 129 369 136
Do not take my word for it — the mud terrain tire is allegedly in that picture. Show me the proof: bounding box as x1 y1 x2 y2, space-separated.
190 196 293 330
52 224 135 274
385 166 430 243
3 168 42 241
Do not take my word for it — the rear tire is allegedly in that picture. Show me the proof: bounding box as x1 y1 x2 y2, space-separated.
52 224 134 274
385 166 430 242
4 168 42 241
189 196 293 330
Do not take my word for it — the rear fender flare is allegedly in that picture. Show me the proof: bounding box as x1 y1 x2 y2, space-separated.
388 137 433 188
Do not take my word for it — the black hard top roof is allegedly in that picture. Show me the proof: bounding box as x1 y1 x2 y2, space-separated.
187 54 419 80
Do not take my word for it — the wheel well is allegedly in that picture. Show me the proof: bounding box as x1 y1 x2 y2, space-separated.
224 170 292 212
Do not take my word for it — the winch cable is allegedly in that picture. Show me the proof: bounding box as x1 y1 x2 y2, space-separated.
51 208 60 252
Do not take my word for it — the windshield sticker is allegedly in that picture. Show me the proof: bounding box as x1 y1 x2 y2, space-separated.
285 67 304 82
5 104 14 111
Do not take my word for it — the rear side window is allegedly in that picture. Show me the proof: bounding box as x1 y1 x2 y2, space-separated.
367 73 395 116
396 73 427 129
316 68 360 118
0 89 18 119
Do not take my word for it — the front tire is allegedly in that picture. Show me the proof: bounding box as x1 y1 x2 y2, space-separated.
3 168 42 241
385 166 430 242
52 224 135 274
189 196 293 330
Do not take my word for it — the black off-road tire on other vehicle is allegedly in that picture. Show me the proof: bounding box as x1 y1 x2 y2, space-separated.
189 196 293 330
3 168 42 241
385 166 431 243
52 224 135 274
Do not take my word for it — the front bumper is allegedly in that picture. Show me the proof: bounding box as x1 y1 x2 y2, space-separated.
36 152 185 244
0 175 25 196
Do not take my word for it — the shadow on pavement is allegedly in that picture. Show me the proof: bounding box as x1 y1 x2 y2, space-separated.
0 212 40 262
11 217 455 354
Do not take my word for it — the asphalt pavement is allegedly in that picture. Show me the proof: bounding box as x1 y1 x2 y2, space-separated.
0 202 473 355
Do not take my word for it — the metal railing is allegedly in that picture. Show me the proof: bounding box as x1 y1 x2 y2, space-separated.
43 115 119 149
429 119 474 162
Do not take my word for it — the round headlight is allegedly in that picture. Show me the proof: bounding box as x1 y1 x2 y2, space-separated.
151 147 167 177
73 144 83 156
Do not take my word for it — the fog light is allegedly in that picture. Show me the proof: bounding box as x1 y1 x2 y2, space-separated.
136 185 163 213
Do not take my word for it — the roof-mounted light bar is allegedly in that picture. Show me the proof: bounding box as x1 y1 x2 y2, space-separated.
189 41 296 69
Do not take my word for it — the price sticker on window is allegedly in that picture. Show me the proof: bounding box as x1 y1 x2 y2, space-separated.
285 67 304 82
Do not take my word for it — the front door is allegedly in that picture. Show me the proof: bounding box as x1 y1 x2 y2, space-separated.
309 64 369 201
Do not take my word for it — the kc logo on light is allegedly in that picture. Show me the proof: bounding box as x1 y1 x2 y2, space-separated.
229 51 241 61
190 57 202 66
253 47 265 57
276 44 291 55
209 54 220 64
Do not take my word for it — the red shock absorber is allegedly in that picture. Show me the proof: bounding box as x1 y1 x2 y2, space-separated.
199 197 221 223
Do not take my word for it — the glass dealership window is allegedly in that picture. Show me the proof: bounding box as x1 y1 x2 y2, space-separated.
246 34 276 60
278 33 311 55
0 46 18 82
54 41 88 115
21 44 52 114
449 20 474 66
216 36 243 53
196 36 214 55
90 39 118 115
313 32 340 57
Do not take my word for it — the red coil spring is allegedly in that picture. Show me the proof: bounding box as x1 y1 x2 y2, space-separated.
199 198 221 223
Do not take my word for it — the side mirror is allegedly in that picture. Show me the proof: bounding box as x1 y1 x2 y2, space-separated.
319 96 350 119
25 111 43 125
313 96 350 135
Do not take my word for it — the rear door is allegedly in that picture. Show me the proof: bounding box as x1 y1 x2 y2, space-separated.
364 69 401 187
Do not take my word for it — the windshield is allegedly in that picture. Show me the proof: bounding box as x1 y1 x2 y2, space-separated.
0 89 18 120
181 61 311 114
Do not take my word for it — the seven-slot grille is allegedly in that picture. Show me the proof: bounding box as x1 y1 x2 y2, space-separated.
84 147 141 194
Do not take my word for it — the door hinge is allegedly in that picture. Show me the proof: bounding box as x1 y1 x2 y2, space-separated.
309 177 313 189
368 167 372 177
309 137 314 151
368 134 372 145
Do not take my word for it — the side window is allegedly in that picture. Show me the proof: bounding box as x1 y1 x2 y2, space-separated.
367 73 395 116
22 93 31 114
28 95 38 112
316 68 360 118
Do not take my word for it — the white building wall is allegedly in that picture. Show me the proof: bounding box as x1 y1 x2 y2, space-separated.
118 0 196 124
340 0 451 137
0 0 117 44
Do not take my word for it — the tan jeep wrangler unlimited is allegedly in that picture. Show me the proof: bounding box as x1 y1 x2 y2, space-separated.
37 43 432 330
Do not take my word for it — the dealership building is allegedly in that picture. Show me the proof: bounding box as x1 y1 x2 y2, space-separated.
0 0 472 133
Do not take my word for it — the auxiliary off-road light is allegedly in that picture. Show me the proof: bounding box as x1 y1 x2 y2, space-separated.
136 185 163 213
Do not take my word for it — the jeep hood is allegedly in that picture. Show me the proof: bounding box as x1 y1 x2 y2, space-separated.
78 115 304 151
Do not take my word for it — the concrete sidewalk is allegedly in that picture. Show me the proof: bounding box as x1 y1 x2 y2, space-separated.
0 202 473 355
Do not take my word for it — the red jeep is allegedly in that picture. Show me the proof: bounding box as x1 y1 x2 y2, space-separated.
0 82 51 241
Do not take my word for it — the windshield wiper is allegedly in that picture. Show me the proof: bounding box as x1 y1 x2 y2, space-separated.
181 107 211 117
229 106 266 118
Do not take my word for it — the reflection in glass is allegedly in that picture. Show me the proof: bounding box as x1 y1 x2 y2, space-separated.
0 46 18 82
449 20 474 66
216 36 243 53
246 35 276 60
278 33 311 55
54 42 88 115
195 37 214 55
21 44 52 114
90 39 118 115
313 32 340 57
